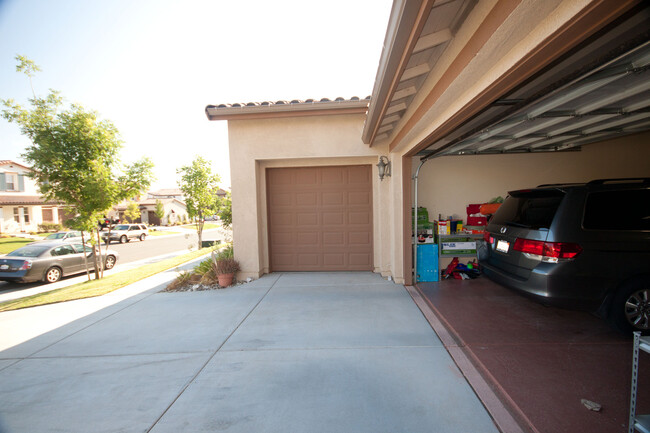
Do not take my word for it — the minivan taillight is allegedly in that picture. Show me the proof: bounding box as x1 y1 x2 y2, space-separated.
483 232 494 244
513 239 582 262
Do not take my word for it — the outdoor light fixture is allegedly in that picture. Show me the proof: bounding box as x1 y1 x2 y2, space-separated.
376 156 391 181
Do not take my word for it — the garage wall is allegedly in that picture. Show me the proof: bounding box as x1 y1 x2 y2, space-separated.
228 113 399 280
414 132 650 222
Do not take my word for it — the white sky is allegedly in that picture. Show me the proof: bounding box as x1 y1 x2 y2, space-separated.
0 0 393 190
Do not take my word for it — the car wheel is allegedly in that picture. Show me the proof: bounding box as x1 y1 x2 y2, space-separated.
611 278 650 334
44 267 62 283
120 235 127 244
104 255 116 270
139 234 146 241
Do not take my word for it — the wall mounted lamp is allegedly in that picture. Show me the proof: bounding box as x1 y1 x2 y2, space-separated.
376 156 391 181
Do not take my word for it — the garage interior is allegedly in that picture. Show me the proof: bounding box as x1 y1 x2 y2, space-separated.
409 4 650 433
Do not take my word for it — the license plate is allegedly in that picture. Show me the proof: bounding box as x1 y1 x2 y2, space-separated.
496 239 510 253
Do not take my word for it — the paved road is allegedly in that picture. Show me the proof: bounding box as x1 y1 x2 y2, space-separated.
0 227 225 300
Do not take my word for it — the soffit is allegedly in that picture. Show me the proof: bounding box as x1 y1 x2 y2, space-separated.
416 4 650 158
363 0 477 145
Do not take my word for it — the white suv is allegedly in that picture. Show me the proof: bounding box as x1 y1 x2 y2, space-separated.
101 224 148 244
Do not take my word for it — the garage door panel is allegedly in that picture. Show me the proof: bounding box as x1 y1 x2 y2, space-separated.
268 165 372 272
349 231 371 245
296 169 318 185
349 211 371 225
349 191 371 205
322 191 344 205
270 212 293 226
298 254 320 266
296 213 318 226
296 232 319 245
321 167 345 184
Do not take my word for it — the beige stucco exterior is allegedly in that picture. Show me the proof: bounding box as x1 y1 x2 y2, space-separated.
227 113 411 282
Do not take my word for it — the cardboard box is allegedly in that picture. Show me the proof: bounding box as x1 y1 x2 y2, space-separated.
435 220 450 235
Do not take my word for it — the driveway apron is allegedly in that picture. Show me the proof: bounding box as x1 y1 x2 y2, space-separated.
0 272 499 433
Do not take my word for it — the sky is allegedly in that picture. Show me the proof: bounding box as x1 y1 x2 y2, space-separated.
0 0 393 190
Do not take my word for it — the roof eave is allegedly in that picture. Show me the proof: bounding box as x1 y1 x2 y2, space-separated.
205 100 369 121
362 0 431 146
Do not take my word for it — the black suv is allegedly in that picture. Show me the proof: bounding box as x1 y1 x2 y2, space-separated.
480 178 650 334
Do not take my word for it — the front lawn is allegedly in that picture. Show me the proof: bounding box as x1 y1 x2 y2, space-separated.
0 247 214 312
0 237 35 254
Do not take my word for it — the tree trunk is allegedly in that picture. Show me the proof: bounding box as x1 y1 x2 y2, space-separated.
80 231 91 281
96 229 105 278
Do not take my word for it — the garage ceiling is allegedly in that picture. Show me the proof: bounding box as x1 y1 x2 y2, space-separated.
417 4 650 159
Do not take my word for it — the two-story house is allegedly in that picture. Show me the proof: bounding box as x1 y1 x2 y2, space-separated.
0 160 64 234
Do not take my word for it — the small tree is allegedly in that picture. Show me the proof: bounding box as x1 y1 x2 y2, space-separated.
2 56 155 279
154 200 165 225
217 191 232 229
177 157 220 249
124 201 140 223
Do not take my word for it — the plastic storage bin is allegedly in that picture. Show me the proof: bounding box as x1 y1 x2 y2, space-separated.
416 244 439 282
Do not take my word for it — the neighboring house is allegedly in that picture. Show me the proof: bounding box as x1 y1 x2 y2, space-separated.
148 188 185 201
113 197 188 226
0 160 66 234
206 1 650 284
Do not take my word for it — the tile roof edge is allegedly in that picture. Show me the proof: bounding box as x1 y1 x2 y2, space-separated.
205 96 371 121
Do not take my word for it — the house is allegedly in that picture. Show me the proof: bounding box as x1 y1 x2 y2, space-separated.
206 0 650 284
112 196 188 226
148 188 185 201
0 160 66 234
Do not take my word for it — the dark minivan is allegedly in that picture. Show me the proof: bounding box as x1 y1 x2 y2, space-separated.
480 178 650 334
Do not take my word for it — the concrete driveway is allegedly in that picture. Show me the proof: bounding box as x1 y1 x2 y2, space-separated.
0 272 500 433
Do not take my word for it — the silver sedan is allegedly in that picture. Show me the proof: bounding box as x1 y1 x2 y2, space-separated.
0 241 118 283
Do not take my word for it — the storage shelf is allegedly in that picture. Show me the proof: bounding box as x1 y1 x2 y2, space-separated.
630 333 650 433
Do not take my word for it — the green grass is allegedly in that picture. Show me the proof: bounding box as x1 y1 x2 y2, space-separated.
0 237 35 254
0 247 215 312
148 230 180 236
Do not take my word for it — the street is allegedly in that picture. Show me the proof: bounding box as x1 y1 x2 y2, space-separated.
0 227 225 299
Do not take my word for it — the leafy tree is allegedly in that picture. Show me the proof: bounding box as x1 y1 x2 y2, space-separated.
1 55 155 279
177 156 220 249
124 201 141 223
217 191 232 229
154 199 165 224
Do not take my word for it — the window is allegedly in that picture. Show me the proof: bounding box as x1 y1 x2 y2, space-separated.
51 245 75 256
23 208 29 224
5 173 17 191
13 208 20 223
584 189 650 230
491 190 565 230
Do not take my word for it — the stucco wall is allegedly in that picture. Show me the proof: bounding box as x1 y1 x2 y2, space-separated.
228 113 404 281
413 132 650 223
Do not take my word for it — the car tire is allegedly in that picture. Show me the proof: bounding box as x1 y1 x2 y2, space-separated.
120 235 127 244
44 267 62 283
104 255 116 270
610 277 650 335
139 234 146 241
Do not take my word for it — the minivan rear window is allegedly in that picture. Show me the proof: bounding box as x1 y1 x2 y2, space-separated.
491 190 565 230
584 189 650 230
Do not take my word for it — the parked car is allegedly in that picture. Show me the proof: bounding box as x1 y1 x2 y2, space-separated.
101 223 148 244
0 241 118 283
480 178 650 334
44 231 85 242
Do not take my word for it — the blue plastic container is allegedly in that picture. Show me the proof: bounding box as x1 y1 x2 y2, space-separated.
416 244 439 282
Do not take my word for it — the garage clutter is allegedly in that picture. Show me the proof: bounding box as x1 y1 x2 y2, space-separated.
414 199 502 282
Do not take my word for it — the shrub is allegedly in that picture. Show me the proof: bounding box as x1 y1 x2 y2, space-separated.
38 222 63 232
194 257 214 276
214 257 240 275
165 270 193 291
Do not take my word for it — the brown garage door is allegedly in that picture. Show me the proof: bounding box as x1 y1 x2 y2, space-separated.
267 165 373 271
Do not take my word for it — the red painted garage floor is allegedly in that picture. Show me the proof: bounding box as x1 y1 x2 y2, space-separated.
416 277 650 433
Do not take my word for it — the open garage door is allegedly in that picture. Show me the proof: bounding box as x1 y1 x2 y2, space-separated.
267 165 373 271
